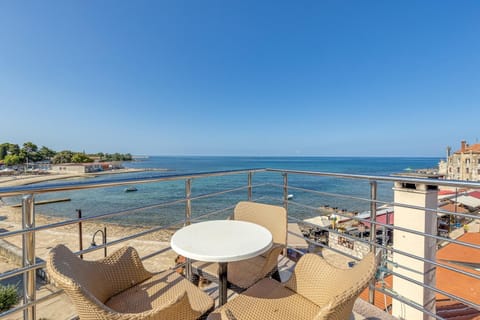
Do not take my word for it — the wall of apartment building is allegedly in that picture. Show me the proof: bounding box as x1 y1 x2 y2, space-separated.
446 153 480 181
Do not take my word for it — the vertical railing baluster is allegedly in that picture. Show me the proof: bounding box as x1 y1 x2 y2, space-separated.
282 173 289 255
368 181 377 305
282 173 288 212
184 179 193 281
185 179 192 226
77 209 83 259
22 194 36 320
247 171 253 201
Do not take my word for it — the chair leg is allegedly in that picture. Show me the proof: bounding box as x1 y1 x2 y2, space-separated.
189 273 200 286
271 268 281 282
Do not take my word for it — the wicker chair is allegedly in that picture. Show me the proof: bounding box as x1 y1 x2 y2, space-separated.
206 252 377 320
46 244 214 320
191 201 287 291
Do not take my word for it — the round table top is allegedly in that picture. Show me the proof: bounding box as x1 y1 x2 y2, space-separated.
171 220 273 263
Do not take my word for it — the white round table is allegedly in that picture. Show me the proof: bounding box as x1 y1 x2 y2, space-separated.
171 220 273 305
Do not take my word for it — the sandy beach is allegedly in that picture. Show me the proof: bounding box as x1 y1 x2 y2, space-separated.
0 168 150 188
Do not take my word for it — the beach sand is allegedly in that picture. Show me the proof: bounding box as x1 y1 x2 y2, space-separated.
0 168 149 188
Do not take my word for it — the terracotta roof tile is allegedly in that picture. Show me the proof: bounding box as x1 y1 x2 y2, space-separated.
439 203 471 214
437 233 480 264
455 143 480 154
469 191 480 200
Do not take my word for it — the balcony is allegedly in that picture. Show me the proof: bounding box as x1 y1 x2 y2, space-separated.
0 168 479 319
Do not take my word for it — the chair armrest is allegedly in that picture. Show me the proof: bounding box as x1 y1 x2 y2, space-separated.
93 292 202 320
131 292 202 320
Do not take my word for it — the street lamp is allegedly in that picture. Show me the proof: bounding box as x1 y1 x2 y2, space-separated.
90 227 107 257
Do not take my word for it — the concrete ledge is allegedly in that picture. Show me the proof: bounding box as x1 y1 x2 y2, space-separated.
353 298 397 320
0 239 47 281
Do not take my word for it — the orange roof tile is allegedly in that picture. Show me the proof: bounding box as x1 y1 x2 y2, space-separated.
439 203 470 214
455 143 480 154
359 276 393 312
437 233 480 264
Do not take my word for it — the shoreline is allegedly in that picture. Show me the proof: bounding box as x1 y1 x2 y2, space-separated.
0 167 166 188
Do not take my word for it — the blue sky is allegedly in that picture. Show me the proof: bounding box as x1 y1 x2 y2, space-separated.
1 1 479 157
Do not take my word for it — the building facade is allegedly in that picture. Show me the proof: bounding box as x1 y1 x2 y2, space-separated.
439 141 480 181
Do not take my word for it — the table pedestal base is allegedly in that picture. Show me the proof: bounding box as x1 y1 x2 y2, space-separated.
219 262 228 306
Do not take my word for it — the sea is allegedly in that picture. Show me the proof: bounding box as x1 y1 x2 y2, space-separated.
4 156 441 227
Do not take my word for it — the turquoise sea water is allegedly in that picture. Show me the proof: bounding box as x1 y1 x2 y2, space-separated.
5 156 441 226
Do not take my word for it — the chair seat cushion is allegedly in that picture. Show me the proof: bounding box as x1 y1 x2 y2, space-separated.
207 278 320 320
106 269 213 315
192 255 267 290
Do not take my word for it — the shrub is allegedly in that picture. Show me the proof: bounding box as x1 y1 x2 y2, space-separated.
0 284 19 312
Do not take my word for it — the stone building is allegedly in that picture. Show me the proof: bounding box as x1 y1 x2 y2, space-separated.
439 140 480 181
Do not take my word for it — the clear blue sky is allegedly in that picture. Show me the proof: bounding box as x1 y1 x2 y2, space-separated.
1 1 479 157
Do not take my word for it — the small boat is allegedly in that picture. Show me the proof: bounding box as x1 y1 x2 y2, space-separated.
124 186 138 192
287 194 294 200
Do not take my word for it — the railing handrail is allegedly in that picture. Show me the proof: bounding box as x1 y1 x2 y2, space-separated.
3 167 480 197
266 168 480 188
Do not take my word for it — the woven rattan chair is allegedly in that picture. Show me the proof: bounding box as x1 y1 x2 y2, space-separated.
191 201 287 291
206 251 377 320
46 244 214 320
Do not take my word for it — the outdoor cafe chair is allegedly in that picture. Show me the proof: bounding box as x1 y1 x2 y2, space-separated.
46 244 214 320
206 251 377 320
191 201 287 291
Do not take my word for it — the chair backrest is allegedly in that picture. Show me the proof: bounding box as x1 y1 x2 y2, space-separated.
46 244 151 304
234 201 287 245
46 244 116 303
285 252 376 320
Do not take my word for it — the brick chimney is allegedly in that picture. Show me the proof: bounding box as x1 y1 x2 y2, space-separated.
461 140 467 152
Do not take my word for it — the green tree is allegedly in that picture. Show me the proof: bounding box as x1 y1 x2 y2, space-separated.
71 153 94 163
7 144 20 156
38 146 56 160
0 144 8 160
3 154 21 166
20 141 39 164
52 151 74 164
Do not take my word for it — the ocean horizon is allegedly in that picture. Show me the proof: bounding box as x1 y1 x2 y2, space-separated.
5 156 442 227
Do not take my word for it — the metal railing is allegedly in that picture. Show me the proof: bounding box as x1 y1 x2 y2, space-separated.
0 168 479 319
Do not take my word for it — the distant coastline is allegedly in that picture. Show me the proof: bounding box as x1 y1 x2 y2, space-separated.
0 167 167 188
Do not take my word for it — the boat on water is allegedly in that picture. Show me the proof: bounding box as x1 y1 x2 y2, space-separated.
287 194 294 200
124 186 138 192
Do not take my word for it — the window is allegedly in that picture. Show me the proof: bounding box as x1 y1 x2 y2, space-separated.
457 167 460 173
466 168 470 174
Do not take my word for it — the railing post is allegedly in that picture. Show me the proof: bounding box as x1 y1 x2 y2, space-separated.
77 209 83 259
247 171 253 201
185 179 192 226
368 180 377 305
184 179 193 282
282 173 288 212
22 194 36 320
